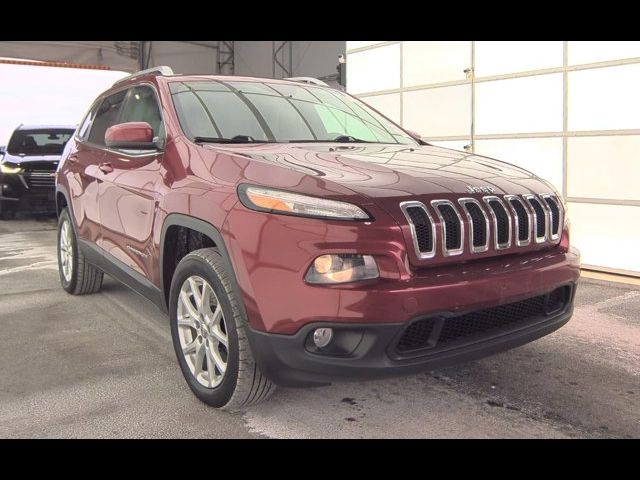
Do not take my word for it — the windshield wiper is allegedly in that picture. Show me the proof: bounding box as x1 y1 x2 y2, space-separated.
193 135 274 144
290 136 376 144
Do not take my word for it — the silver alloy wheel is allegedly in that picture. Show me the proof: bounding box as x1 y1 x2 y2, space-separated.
177 275 229 388
59 220 73 282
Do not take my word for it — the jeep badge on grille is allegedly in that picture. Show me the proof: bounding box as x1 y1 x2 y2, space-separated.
466 185 495 194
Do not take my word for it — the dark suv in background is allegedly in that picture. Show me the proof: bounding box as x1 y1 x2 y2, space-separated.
55 67 580 411
0 125 75 219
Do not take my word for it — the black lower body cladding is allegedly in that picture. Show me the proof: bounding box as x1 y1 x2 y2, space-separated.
246 284 576 388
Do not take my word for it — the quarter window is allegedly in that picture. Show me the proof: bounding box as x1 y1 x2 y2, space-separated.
77 102 99 141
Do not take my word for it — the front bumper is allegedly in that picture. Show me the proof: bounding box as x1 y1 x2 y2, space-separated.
224 202 581 386
0 173 56 214
247 282 576 387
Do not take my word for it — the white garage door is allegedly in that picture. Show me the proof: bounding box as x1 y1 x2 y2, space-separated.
346 41 640 277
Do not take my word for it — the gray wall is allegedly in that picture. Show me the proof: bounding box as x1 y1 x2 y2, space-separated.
0 41 346 78
234 41 345 79
145 42 219 74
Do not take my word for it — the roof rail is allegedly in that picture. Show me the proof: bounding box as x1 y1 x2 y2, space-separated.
283 76 329 87
113 66 174 86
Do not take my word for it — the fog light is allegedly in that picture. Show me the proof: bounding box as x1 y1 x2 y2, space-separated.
305 254 379 284
313 328 333 348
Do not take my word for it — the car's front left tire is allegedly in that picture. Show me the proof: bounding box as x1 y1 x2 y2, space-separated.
169 248 275 411
57 208 103 295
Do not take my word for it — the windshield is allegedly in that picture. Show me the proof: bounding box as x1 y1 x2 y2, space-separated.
7 129 74 156
169 80 417 145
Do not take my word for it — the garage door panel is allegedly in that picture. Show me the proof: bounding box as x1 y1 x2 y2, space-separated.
475 41 563 77
475 138 563 193
568 135 640 201
569 202 640 273
568 41 640 66
403 85 471 138
346 44 400 94
402 41 471 86
360 93 401 125
568 64 640 131
475 73 563 135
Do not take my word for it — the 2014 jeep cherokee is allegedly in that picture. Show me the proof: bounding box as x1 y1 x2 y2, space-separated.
55 66 580 410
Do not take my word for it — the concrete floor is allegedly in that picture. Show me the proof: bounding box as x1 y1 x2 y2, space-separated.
0 216 638 438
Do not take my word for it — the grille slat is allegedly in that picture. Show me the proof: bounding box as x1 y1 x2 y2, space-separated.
396 286 571 354
484 197 511 249
506 196 530 246
526 196 547 241
459 199 488 252
432 201 464 255
439 205 461 250
400 202 435 258
542 195 561 238
489 201 509 245
406 207 433 253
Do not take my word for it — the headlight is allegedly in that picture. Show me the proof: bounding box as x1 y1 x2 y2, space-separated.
0 163 23 174
238 184 371 221
305 254 379 284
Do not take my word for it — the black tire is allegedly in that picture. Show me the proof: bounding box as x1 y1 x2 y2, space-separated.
169 248 275 411
57 208 103 295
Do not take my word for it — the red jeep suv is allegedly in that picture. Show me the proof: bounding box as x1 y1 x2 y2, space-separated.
55 66 580 410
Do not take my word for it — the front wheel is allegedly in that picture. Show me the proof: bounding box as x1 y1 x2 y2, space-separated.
169 248 275 410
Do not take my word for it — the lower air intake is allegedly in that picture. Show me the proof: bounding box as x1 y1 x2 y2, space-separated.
396 286 571 355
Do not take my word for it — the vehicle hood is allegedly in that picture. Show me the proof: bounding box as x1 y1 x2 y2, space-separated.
2 153 62 165
205 143 555 199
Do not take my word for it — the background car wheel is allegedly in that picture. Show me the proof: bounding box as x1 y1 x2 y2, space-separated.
57 208 103 295
169 248 275 410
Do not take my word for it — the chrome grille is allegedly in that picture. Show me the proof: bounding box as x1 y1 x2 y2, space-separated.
431 200 464 256
402 193 563 261
505 195 531 246
541 194 562 240
23 170 56 188
400 201 435 259
524 195 548 243
483 196 511 250
458 198 489 253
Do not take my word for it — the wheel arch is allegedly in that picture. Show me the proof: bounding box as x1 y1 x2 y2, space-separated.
159 214 247 320
55 185 72 218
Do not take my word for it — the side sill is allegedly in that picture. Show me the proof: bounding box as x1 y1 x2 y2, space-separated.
78 239 167 314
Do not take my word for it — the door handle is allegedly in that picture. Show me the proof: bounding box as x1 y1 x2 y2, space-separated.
99 162 113 173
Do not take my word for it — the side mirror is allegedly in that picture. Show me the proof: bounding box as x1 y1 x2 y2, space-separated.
105 122 156 150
